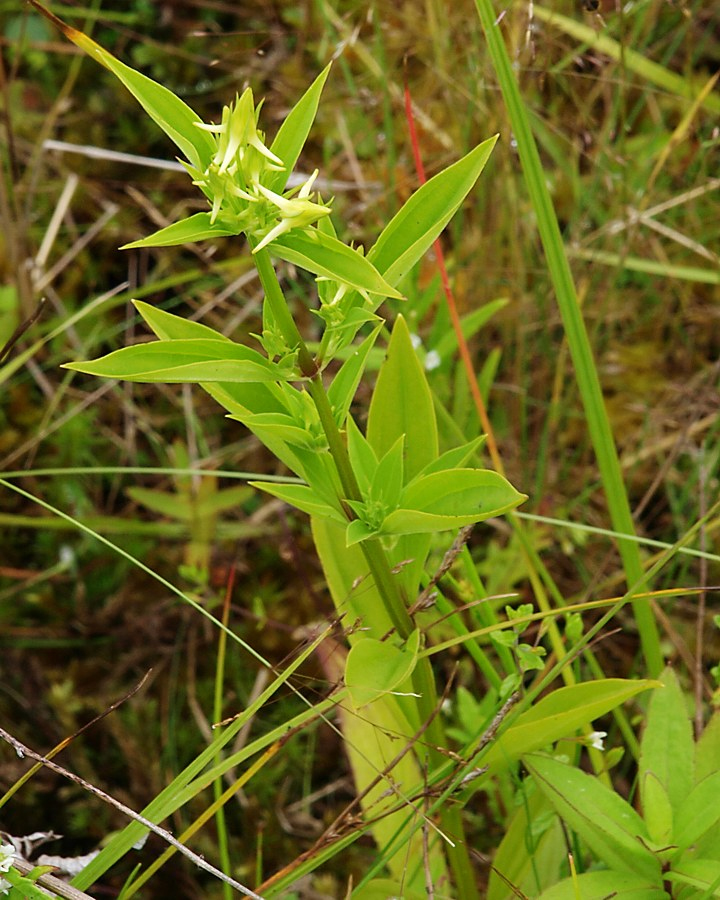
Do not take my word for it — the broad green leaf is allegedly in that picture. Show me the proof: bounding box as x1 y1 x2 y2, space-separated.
525 753 661 882
367 315 438 481
268 64 331 192
64 339 287 383
122 213 237 249
538 870 666 900
639 666 694 815
482 679 658 773
326 324 383 426
250 482 345 522
345 629 420 707
674 770 720 853
382 468 526 534
270 230 403 299
334 684 446 888
367 136 497 286
41 11 215 170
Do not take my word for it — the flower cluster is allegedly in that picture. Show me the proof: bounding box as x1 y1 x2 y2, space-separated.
184 88 331 251
0 842 15 895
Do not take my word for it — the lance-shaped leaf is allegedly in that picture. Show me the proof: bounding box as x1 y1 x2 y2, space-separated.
64 339 289 383
480 679 658 776
381 468 526 535
268 64 331 193
368 136 497 285
639 666 694 818
29 1 215 171
326 325 383 427
525 753 662 882
122 214 238 249
367 315 437 481
250 482 346 523
270 230 403 299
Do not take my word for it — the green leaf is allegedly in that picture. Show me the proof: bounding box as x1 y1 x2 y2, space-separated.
641 771 674 846
371 435 405 511
346 416 379 493
64 339 288 383
674 770 720 853
382 468 526 534
126 485 251 521
537 870 666 900
270 230 403 299
665 859 720 892
367 136 497 286
52 20 215 170
345 630 420 707
367 315 438 481
326 324 383 426
696 708 720 785
134 300 233 342
639 666 694 816
268 64 331 192
419 436 486 477
345 518 379 546
122 213 237 249
489 785 564 900
483 679 658 774
525 753 661 882
250 482 345 523
353 879 426 900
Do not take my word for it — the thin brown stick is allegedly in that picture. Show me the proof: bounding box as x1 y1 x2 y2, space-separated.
10 857 96 900
0 727 265 899
0 298 47 366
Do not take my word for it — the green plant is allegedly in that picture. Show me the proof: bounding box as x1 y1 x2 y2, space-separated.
6 2 673 896
492 667 720 899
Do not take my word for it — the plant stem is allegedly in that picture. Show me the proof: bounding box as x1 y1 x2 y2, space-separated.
252 254 478 896
251 243 316 376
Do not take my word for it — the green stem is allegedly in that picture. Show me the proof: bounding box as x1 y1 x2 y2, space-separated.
251 254 478 895
308 376 479 897
251 243 316 376
307 376 414 639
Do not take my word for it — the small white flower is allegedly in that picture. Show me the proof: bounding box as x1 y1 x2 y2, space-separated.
410 333 422 349
0 843 15 874
425 349 442 371
0 843 16 896
588 731 607 751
